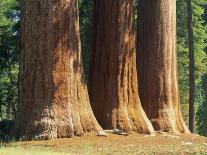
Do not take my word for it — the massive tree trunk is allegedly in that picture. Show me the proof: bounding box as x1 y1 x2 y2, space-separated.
13 0 101 140
187 0 196 133
137 0 190 134
89 0 154 134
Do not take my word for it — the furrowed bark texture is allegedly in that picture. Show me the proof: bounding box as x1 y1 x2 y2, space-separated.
13 0 101 140
89 0 154 134
137 0 190 134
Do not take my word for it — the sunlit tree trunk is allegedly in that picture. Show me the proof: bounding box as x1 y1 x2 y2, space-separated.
13 0 101 140
137 0 190 134
89 0 154 134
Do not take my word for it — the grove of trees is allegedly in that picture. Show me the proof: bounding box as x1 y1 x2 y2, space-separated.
0 0 207 139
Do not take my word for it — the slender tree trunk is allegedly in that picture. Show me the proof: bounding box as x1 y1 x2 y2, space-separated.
187 0 196 133
89 0 154 134
13 0 101 140
8 68 17 119
137 0 190 134
11 100 17 119
201 74 207 136
0 104 2 120
6 101 12 120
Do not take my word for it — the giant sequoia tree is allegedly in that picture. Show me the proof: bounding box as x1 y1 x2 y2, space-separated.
137 0 190 133
13 0 101 139
89 0 154 133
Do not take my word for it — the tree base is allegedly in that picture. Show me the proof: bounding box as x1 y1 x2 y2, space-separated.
149 108 190 134
13 109 101 140
13 121 101 140
96 105 155 134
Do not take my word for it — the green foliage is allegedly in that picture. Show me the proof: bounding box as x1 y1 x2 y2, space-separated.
177 0 207 134
177 0 189 109
0 0 20 120
196 3 207 136
79 0 93 81
197 75 207 136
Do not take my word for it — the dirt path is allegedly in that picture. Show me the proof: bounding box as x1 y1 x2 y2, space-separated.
9 132 207 154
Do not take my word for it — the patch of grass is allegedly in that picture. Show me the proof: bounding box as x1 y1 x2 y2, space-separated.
0 146 73 155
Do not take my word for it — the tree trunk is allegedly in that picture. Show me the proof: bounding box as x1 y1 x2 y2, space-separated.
13 0 101 140
11 100 17 119
6 101 12 120
89 0 154 134
187 0 196 133
137 0 190 134
201 74 207 136
0 104 2 120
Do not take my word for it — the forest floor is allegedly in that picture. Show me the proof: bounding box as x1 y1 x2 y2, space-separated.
1 132 207 155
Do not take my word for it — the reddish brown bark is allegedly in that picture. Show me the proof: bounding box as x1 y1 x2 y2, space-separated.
137 0 190 134
89 0 154 134
13 0 101 140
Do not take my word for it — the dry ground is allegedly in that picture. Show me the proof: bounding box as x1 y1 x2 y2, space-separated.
4 132 207 155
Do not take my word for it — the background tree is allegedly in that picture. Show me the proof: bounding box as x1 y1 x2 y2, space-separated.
0 0 20 120
13 0 101 140
137 0 190 133
187 0 196 133
177 0 207 133
79 0 93 81
89 0 154 133
197 3 207 136
197 75 207 136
